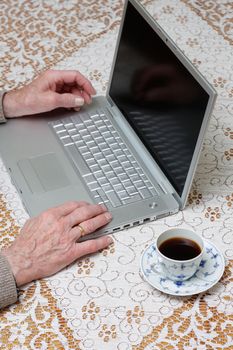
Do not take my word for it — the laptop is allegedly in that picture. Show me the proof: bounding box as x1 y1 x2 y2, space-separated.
0 0 216 239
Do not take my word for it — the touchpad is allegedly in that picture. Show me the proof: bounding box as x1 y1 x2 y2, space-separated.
18 153 70 194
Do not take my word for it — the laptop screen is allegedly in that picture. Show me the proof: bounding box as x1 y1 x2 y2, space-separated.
109 1 209 197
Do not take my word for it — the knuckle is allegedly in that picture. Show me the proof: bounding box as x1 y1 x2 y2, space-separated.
49 93 59 106
40 210 55 222
79 201 89 207
80 205 90 217
68 200 79 206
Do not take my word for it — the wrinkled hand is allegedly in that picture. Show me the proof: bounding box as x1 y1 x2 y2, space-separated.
2 201 112 286
3 69 96 118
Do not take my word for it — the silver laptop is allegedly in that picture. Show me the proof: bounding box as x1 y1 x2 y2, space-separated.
0 0 216 239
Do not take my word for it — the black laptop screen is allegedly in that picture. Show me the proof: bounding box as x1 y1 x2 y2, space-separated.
109 2 209 197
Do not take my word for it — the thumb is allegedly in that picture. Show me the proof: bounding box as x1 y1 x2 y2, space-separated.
53 93 84 109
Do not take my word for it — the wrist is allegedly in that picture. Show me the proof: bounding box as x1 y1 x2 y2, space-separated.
0 90 7 123
2 247 33 287
2 90 23 118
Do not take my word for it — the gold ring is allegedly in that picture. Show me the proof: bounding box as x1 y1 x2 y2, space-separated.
78 224 85 237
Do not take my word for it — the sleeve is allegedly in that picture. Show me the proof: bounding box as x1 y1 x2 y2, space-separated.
0 253 18 309
0 90 7 123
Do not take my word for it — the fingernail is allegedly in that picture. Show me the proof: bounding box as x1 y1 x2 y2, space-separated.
105 212 112 221
75 97 84 106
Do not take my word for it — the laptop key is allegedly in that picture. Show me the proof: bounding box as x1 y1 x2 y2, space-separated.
64 144 90 174
98 177 109 186
60 136 73 146
79 112 91 123
127 186 139 196
52 109 159 209
106 190 121 207
118 190 130 200
88 182 99 191
122 194 142 205
83 173 96 184
139 187 153 199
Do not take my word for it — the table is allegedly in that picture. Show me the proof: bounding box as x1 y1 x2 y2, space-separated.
0 1 232 349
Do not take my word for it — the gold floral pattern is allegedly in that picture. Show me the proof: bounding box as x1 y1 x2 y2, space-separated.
177 15 188 24
162 5 174 14
0 194 22 249
204 207 221 221
192 58 202 68
226 193 233 208
181 0 233 45
77 257 95 275
82 301 100 321
126 305 145 325
188 190 203 205
0 195 83 349
224 148 233 161
0 281 81 350
186 37 199 47
133 261 233 350
98 324 117 343
101 242 115 256
224 128 233 140
213 77 227 88
0 0 123 90
229 88 233 98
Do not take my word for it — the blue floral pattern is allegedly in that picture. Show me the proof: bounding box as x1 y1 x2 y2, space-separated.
141 240 225 296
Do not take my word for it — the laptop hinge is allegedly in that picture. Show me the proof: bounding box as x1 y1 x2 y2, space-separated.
106 96 114 108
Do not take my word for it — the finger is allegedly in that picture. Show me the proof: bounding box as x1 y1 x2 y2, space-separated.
66 203 109 228
81 90 92 104
47 70 96 95
50 200 90 217
52 92 85 109
75 235 114 257
69 211 112 241
71 87 92 105
74 71 96 96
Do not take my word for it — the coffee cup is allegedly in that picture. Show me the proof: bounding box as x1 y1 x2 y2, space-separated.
154 228 204 282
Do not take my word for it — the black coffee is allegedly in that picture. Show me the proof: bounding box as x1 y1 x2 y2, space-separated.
159 237 201 260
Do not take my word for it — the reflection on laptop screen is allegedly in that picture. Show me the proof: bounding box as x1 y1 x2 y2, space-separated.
109 2 209 196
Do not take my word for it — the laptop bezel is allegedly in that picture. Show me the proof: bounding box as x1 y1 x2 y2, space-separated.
106 0 217 209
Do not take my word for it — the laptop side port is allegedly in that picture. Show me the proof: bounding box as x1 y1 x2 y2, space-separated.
123 224 130 228
156 213 168 220
143 218 150 223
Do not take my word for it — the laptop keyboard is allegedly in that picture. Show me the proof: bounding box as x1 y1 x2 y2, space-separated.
50 110 158 208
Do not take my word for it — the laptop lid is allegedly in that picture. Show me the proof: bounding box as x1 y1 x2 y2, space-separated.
106 0 217 208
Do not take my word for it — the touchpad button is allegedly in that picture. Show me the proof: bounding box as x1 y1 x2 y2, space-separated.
18 153 70 193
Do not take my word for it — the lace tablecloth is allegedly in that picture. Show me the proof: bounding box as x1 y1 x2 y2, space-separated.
0 1 232 349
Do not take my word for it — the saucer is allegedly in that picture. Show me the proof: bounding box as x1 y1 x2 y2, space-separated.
140 240 225 296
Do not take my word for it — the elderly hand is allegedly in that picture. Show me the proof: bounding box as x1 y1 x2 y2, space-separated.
2 201 112 287
3 70 96 118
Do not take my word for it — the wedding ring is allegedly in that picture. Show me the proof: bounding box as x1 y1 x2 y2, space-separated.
78 224 85 237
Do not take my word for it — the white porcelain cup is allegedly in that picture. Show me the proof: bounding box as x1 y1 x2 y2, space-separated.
155 228 204 281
